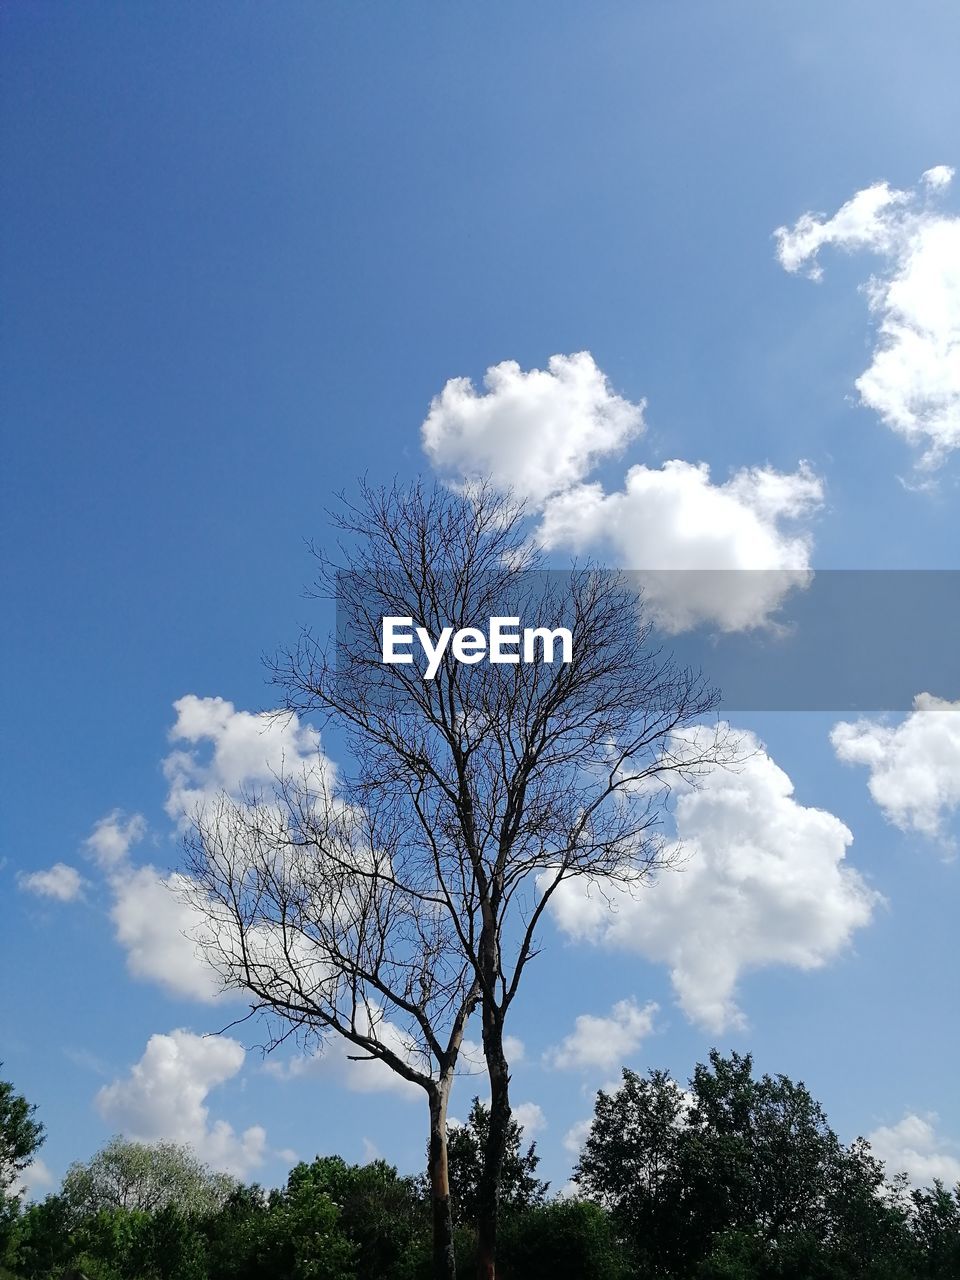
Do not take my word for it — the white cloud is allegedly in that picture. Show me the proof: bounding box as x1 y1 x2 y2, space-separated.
556 1179 583 1199
110 866 223 1002
421 352 821 631
265 1008 426 1099
457 1034 525 1079
776 167 960 467
549 727 879 1032
513 1101 546 1137
832 694 960 847
282 1026 528 1109
923 165 955 191
164 695 331 826
868 1112 960 1188
72 699 339 1006
422 352 644 505
84 811 147 870
12 1157 54 1202
537 460 821 631
77 808 222 1003
545 998 658 1072
775 181 911 278
17 862 85 902
563 1117 592 1156
96 1029 268 1178
503 1034 526 1064
456 1039 486 1075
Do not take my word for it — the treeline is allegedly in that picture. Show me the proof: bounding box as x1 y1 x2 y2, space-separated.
3 1052 960 1279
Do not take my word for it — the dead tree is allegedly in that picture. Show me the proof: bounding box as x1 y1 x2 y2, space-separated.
260 479 734 1279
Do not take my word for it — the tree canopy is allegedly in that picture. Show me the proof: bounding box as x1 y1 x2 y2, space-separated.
574 1050 922 1279
443 1098 548 1228
0 1069 45 1209
4 1058 960 1280
60 1138 236 1221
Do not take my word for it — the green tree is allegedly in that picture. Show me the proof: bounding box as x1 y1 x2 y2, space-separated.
575 1051 913 1277
204 1168 354 1280
444 1099 547 1229
498 1200 626 1280
11 1196 208 1280
0 1066 45 1265
141 1203 208 1280
573 1065 688 1273
680 1051 845 1252
61 1137 235 1220
283 1156 425 1280
71 1205 154 1280
908 1181 960 1280
4 1195 72 1279
202 1184 270 1280
0 1068 45 1207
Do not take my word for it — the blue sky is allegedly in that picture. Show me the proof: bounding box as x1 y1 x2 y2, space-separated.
3 2 960 1196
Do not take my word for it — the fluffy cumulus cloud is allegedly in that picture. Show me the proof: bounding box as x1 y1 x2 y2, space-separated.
776 166 960 467
84 811 147 870
17 862 85 902
110 866 223 1002
544 998 658 1072
74 699 339 1004
512 1101 546 1137
502 1034 526 1065
79 809 221 1002
537 461 822 631
831 694 960 847
548 727 880 1032
421 352 822 630
422 352 644 505
867 1112 960 1188
164 695 331 825
96 1030 268 1177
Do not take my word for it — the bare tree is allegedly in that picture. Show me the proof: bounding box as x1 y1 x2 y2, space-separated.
183 756 474 1280
183 479 734 1280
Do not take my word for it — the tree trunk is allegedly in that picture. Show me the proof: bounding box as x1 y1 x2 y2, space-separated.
476 1013 510 1280
429 1080 457 1280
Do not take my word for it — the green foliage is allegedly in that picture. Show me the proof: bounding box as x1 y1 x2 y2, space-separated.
575 1050 915 1278
12 1198 207 1280
498 1199 627 1280
281 1156 425 1280
0 1067 46 1267
4 1054 960 1280
680 1050 853 1254
444 1097 548 1228
5 1195 72 1278
61 1137 235 1220
0 1068 45 1206
907 1181 960 1279
203 1174 355 1280
200 1184 270 1280
72 1206 156 1280
574 1064 688 1272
